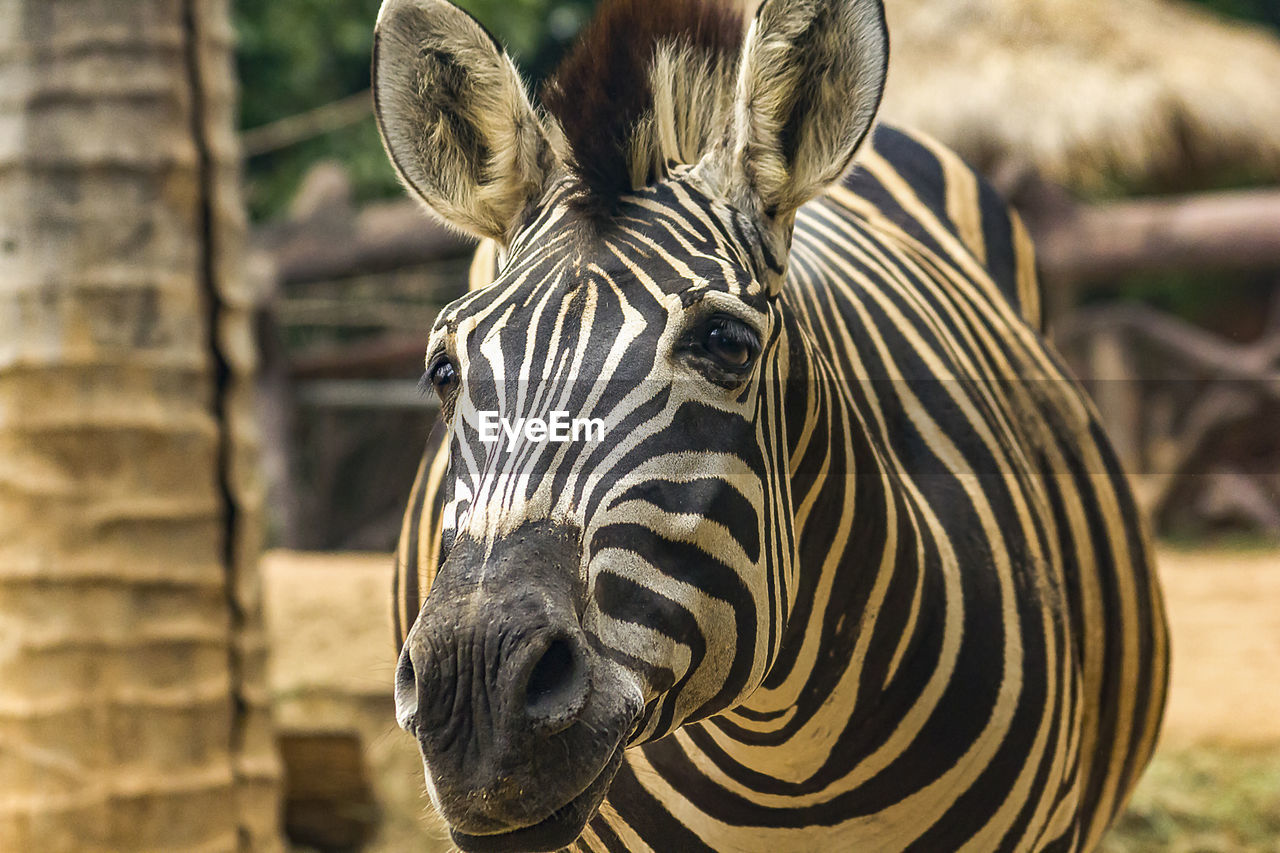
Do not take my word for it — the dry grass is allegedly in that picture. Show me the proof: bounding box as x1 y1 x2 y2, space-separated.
878 0 1280 191
1105 745 1280 852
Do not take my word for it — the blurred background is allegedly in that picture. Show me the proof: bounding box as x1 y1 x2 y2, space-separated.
2 0 1277 851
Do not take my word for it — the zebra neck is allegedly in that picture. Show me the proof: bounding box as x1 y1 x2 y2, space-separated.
700 323 949 781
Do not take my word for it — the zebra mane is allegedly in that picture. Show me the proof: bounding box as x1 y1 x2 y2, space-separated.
540 0 745 218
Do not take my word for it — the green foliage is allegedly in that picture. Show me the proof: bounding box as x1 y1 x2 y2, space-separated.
1183 0 1280 30
235 0 382 130
235 0 595 220
447 0 594 80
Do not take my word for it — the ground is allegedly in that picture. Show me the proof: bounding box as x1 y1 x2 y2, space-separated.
1155 547 1280 748
1103 546 1280 853
262 546 1280 852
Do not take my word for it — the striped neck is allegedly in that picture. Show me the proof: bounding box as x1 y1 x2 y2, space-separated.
621 293 950 809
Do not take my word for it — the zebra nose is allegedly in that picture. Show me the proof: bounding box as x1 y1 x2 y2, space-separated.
396 621 593 743
520 631 591 736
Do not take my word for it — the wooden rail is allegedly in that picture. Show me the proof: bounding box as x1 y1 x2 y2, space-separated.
1032 188 1280 282
256 187 1280 288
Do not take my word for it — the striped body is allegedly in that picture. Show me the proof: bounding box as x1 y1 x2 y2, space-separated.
393 125 1168 851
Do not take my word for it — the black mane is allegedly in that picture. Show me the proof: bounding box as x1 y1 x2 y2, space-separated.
540 0 745 218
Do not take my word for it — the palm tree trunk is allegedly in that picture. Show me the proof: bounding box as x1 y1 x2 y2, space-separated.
0 1 282 850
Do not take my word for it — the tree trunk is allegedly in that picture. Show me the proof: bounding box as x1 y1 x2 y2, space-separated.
0 2 282 851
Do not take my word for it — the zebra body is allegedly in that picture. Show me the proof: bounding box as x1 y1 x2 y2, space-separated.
374 0 1168 850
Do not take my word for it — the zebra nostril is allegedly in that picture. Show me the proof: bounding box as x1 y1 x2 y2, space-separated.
524 635 590 734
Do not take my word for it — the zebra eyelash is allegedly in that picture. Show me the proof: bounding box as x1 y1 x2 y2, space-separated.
421 353 462 429
693 313 761 353
678 313 764 385
704 315 761 353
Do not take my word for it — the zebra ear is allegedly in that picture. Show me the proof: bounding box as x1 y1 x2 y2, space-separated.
725 0 888 219
373 0 556 243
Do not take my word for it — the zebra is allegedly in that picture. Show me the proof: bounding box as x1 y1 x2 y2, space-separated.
374 0 1169 849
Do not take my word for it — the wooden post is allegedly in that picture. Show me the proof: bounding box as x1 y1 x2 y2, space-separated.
0 2 283 849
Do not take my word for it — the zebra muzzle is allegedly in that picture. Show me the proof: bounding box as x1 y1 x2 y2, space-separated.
395 521 643 851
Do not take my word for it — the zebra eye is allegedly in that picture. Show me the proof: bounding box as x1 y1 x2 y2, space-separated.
703 316 759 368
424 355 459 399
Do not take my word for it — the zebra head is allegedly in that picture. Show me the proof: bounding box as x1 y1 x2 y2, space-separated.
374 0 887 849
